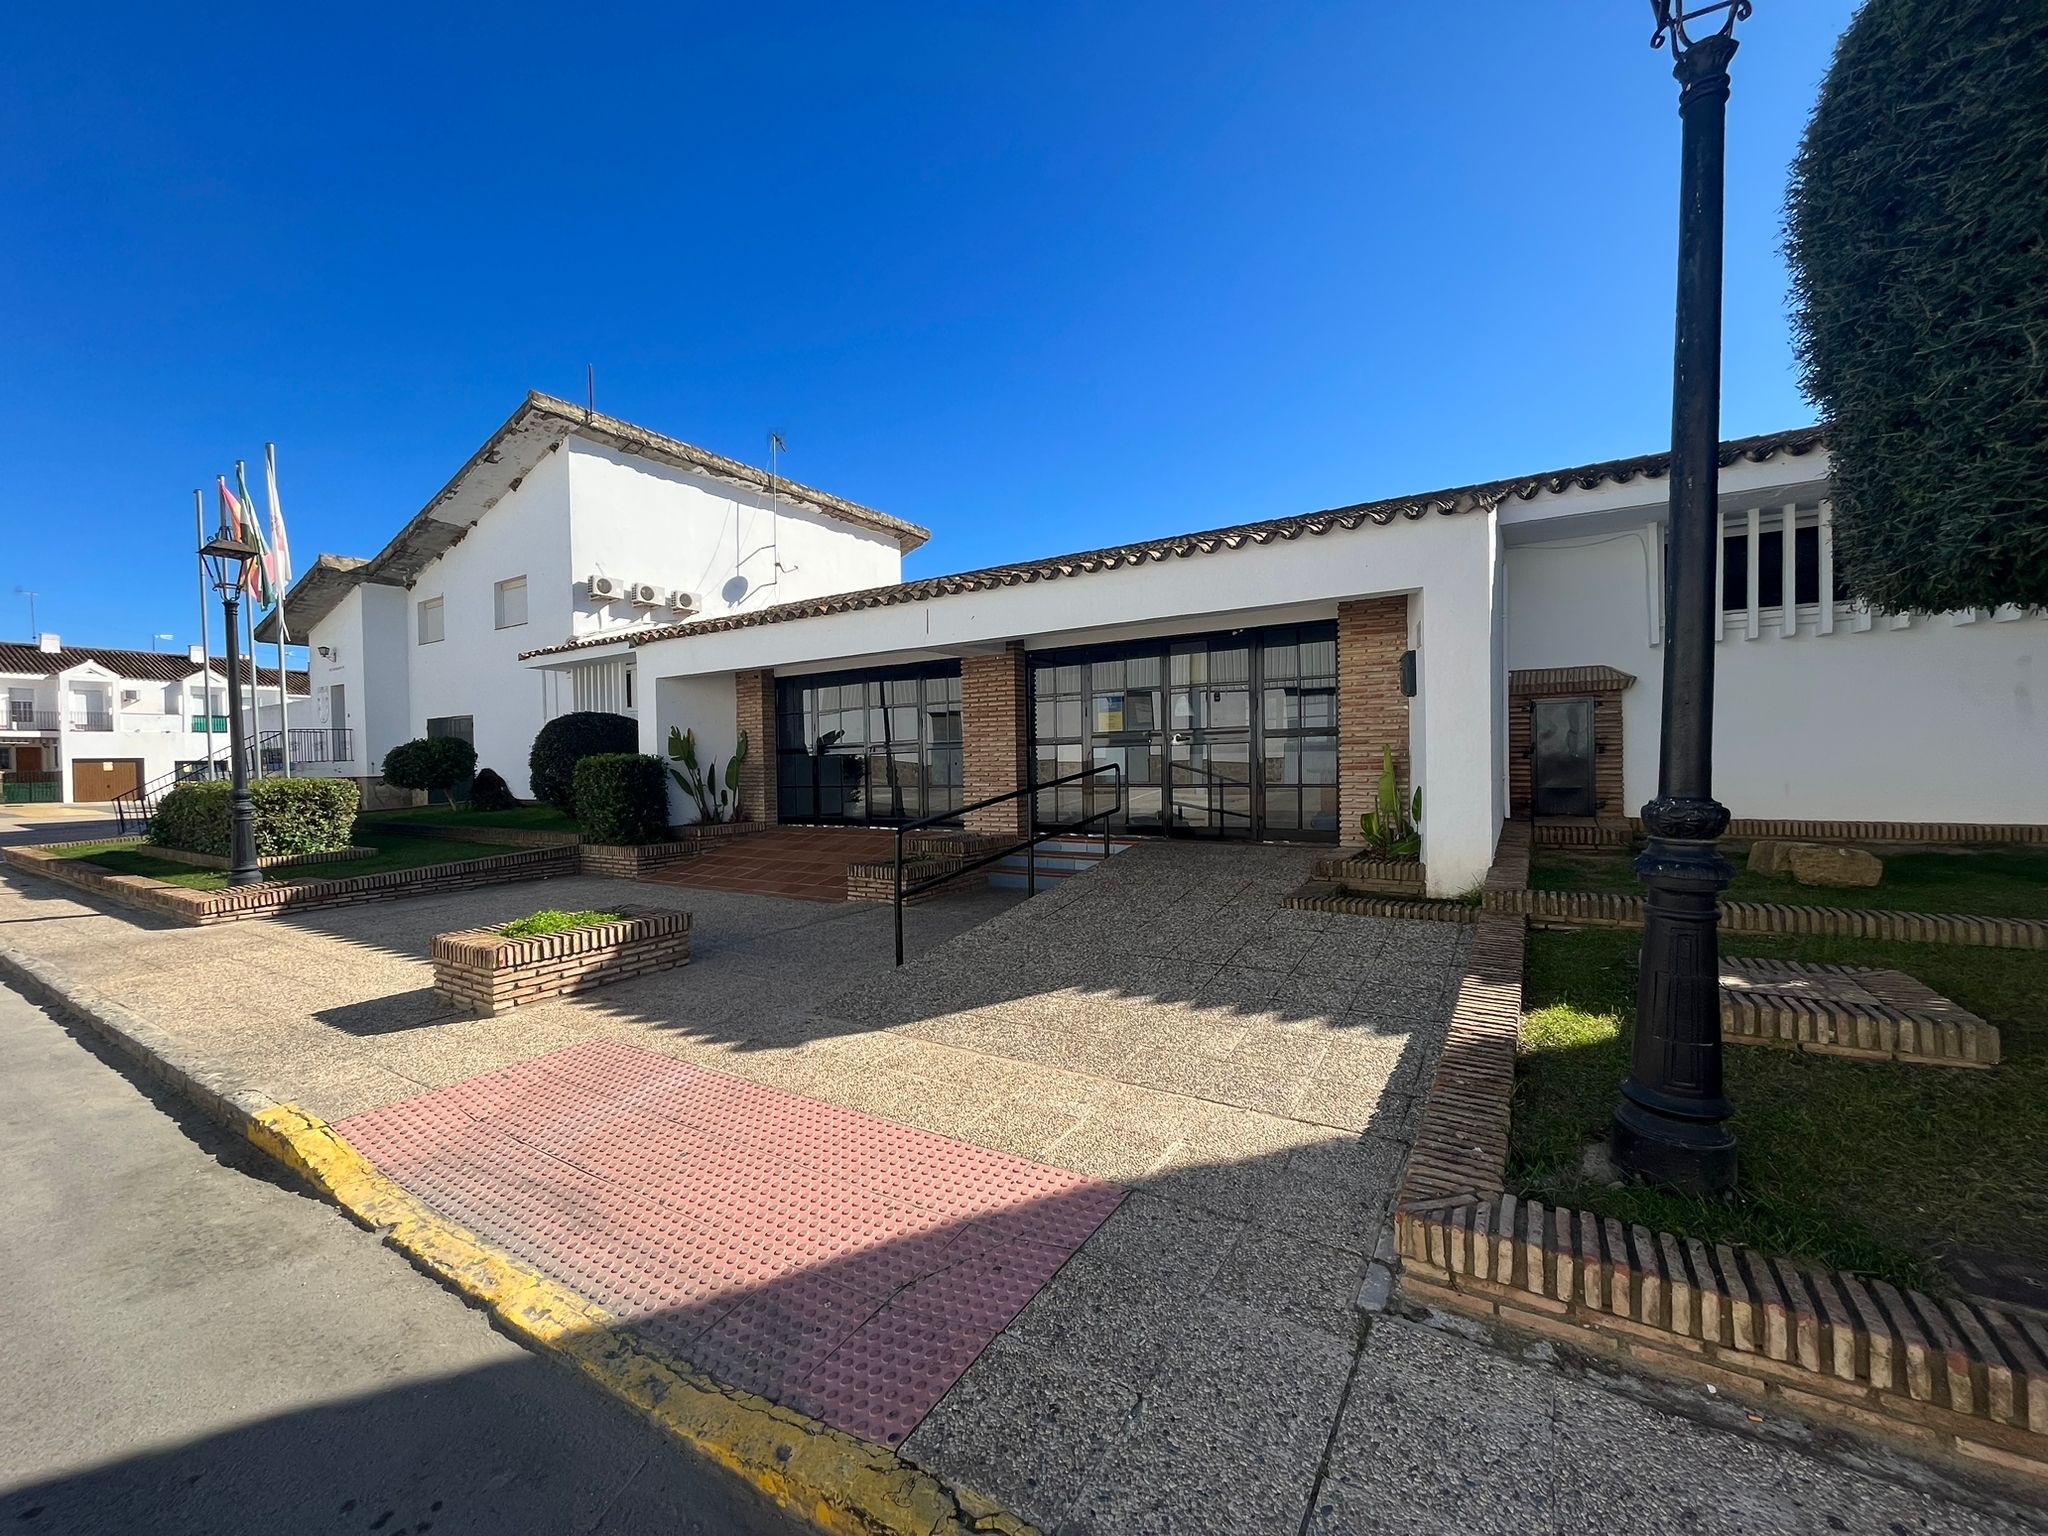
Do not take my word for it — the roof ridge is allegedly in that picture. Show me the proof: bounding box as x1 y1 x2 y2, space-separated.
521 424 1826 661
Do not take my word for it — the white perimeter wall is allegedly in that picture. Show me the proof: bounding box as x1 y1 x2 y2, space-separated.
1504 528 2048 824
647 673 738 826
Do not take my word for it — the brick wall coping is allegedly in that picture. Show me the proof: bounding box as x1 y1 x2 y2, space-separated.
4 839 575 926
144 842 380 871
1310 852 1426 894
355 818 582 848
1484 886 2048 951
433 905 690 968
1526 816 2048 847
1285 891 1479 926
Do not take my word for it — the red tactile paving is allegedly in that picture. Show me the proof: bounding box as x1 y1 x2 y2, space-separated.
336 1038 1122 1445
640 825 900 901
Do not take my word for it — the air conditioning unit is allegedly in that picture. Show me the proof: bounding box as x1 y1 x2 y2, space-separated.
587 574 626 601
668 590 701 616
629 582 665 607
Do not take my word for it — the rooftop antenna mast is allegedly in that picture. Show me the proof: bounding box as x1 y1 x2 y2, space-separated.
767 432 788 597
14 587 37 638
586 364 595 417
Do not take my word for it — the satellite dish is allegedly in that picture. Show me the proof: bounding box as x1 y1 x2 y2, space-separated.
721 575 750 605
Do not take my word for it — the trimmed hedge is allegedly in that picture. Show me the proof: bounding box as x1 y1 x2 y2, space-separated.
469 767 517 811
1786 0 2048 611
572 754 671 846
149 777 361 858
529 711 638 816
383 735 478 807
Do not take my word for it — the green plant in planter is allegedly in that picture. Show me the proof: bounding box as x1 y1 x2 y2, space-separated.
1358 747 1421 860
666 727 748 823
501 908 624 939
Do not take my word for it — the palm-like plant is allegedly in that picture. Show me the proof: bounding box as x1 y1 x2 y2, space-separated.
1358 747 1421 860
666 726 749 823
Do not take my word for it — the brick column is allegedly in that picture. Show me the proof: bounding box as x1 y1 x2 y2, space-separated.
1338 596 1411 840
734 668 777 825
961 644 1029 836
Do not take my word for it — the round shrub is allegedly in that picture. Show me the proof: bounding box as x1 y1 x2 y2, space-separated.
383 736 478 808
572 754 671 845
469 767 517 811
529 711 638 817
1786 0 2048 611
149 776 360 858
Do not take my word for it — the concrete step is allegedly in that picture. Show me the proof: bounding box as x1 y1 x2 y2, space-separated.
986 838 1135 892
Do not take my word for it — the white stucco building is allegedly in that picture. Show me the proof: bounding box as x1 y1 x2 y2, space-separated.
0 636 311 805
280 395 2043 896
263 393 928 798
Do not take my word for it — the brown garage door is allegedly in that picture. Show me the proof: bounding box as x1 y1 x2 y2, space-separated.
71 758 143 802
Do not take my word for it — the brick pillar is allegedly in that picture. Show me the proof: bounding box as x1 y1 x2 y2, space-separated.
735 668 777 825
1338 596 1411 840
961 644 1029 836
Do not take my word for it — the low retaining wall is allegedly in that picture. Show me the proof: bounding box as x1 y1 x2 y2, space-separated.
144 843 380 872
1530 817 2048 848
432 906 692 1014
1284 890 1478 925
1483 887 2048 951
1309 852 1427 896
3 841 577 925
578 841 700 878
847 832 1014 904
1395 1202 2048 1482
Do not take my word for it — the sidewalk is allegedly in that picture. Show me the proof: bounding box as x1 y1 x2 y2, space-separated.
0 845 2036 1535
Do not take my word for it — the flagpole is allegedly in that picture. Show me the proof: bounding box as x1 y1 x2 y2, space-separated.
267 444 292 780
194 489 216 772
244 596 263 778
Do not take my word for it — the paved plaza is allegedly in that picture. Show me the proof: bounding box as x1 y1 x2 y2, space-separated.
1 843 2038 1534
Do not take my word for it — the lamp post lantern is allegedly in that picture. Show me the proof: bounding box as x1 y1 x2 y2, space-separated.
1611 0 1752 1197
198 524 262 888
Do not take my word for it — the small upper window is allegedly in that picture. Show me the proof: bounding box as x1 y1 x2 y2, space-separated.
494 576 528 630
418 597 445 645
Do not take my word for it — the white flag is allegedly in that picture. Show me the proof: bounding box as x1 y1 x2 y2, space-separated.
265 442 292 589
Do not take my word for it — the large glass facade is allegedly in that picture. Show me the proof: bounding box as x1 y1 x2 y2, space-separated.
775 663 963 826
1029 622 1338 841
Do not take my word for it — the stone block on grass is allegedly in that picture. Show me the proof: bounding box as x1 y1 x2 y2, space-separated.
1788 844 1884 888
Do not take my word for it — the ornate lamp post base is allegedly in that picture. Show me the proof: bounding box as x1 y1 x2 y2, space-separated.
1614 803 1736 1197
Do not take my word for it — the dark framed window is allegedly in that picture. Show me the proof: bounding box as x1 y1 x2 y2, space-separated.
775 663 962 826
1028 620 1339 842
1721 519 1848 613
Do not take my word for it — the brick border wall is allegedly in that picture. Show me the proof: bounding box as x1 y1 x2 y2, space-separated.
735 669 777 827
146 843 380 871
962 644 1029 838
1337 597 1410 840
1483 886 2048 951
1388 829 2048 1485
432 905 692 1015
1530 817 2048 848
1310 852 1426 896
4 841 577 926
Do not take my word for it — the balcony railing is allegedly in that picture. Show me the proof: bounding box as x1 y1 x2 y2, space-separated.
69 711 113 732
3 708 58 732
190 714 231 733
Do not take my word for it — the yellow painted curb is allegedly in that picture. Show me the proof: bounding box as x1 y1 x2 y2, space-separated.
246 1104 1039 1536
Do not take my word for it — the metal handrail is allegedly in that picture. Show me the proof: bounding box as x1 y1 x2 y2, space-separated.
1163 754 1258 826
892 761 1123 966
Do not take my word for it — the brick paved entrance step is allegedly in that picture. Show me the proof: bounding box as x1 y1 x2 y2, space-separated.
335 1038 1123 1448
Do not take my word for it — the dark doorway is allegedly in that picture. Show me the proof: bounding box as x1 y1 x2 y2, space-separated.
1529 698 1597 817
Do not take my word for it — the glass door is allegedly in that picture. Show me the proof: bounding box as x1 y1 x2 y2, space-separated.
1166 639 1254 837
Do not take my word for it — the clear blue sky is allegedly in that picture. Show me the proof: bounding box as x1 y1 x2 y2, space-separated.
1 2 1859 659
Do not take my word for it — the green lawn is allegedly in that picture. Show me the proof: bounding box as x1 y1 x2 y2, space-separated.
1529 842 2048 919
52 829 514 893
1511 927 2048 1291
362 805 577 832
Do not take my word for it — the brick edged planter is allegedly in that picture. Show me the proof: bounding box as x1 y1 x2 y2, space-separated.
1531 816 2048 848
4 840 576 926
847 831 1014 903
1284 890 1479 926
576 821 767 879
355 819 582 848
432 905 692 1015
1310 851 1427 897
1387 834 2048 1486
144 842 380 871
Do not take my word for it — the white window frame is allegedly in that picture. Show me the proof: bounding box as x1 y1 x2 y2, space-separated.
417 596 445 645
493 576 528 630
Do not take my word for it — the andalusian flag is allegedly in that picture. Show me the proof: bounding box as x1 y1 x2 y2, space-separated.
234 460 278 611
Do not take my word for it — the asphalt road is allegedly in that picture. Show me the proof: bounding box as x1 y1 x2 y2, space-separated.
0 983 811 1536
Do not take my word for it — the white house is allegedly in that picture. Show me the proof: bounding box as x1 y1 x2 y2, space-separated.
264 392 928 798
513 425 2043 896
0 636 312 805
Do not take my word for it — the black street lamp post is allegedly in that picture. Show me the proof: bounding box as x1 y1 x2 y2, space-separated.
199 524 262 888
1611 0 1751 1197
